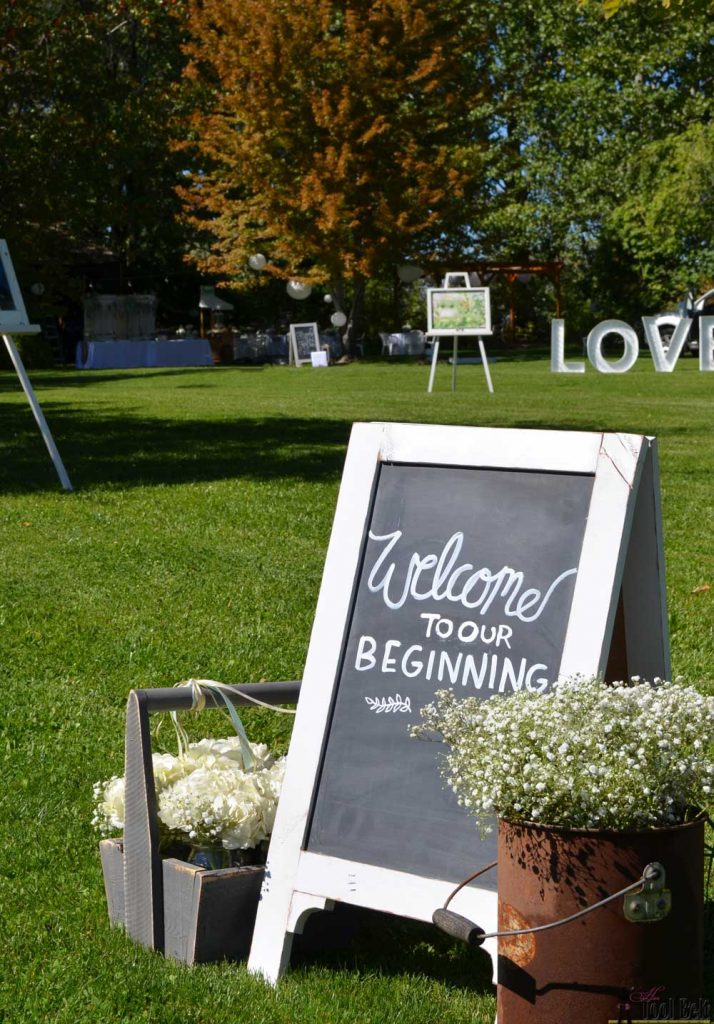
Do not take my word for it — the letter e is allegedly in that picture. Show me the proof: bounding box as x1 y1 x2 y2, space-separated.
382 639 402 673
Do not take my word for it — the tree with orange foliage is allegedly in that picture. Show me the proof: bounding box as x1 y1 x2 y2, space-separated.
179 0 487 349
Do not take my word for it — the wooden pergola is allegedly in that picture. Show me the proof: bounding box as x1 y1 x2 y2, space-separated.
424 261 564 342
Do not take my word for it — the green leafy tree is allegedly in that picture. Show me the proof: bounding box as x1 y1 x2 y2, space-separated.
0 0 192 312
591 0 711 16
476 0 713 317
607 122 714 304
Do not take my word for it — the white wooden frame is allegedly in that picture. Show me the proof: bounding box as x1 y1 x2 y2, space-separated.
248 423 668 987
288 322 320 366
0 239 38 334
427 287 492 336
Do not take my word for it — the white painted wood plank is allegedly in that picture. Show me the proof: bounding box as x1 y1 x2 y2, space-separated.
295 851 497 933
379 422 603 473
2 333 74 491
294 853 499 979
249 423 385 983
559 434 646 679
477 339 494 394
287 891 332 934
426 339 440 393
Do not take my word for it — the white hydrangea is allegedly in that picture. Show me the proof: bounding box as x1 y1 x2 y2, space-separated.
92 774 126 834
93 739 285 849
412 678 714 833
180 737 275 772
158 758 286 849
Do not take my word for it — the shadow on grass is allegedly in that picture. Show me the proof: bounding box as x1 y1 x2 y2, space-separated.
291 907 495 994
291 898 714 1004
0 367 243 392
0 402 352 493
1 368 706 494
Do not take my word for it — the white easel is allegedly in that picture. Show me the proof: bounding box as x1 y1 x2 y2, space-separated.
426 334 494 394
1 239 73 491
426 274 494 394
247 424 669 988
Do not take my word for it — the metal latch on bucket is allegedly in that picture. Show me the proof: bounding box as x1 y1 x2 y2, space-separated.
623 861 671 923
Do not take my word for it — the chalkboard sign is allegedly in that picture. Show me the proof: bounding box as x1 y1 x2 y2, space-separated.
289 322 320 366
248 423 669 984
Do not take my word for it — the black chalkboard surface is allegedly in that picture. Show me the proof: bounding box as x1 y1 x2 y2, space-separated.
305 463 594 885
289 322 319 364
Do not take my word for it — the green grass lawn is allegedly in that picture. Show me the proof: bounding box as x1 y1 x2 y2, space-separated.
1 357 713 1023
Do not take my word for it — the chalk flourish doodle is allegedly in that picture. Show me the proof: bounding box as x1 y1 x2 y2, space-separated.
364 694 412 714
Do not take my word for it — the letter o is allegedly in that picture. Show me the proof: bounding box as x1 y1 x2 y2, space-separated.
435 616 454 639
586 320 639 374
457 621 479 643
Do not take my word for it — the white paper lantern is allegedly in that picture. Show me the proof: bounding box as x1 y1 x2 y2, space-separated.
324 293 333 304
330 311 347 327
248 253 267 270
397 264 423 284
286 280 312 300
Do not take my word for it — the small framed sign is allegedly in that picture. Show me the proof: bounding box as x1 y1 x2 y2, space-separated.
427 287 491 336
289 323 321 366
0 239 39 334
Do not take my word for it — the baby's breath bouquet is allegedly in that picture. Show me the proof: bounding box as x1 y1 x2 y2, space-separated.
413 677 714 833
93 737 285 860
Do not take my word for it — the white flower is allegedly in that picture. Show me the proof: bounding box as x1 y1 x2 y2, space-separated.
412 678 714 833
93 739 285 850
92 775 125 833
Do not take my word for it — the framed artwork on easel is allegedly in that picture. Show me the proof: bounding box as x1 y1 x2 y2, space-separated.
426 276 494 394
0 240 38 334
427 287 492 336
0 239 73 490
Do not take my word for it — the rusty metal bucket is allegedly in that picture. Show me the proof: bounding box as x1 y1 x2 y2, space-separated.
497 816 704 1024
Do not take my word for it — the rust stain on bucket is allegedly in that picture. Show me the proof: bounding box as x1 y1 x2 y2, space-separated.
498 902 535 967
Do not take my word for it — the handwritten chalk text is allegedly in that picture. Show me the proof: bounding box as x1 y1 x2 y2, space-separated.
367 530 576 621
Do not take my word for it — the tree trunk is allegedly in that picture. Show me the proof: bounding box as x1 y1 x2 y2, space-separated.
343 274 365 356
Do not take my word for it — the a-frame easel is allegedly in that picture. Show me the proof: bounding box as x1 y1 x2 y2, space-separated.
247 425 670 986
1 239 73 491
